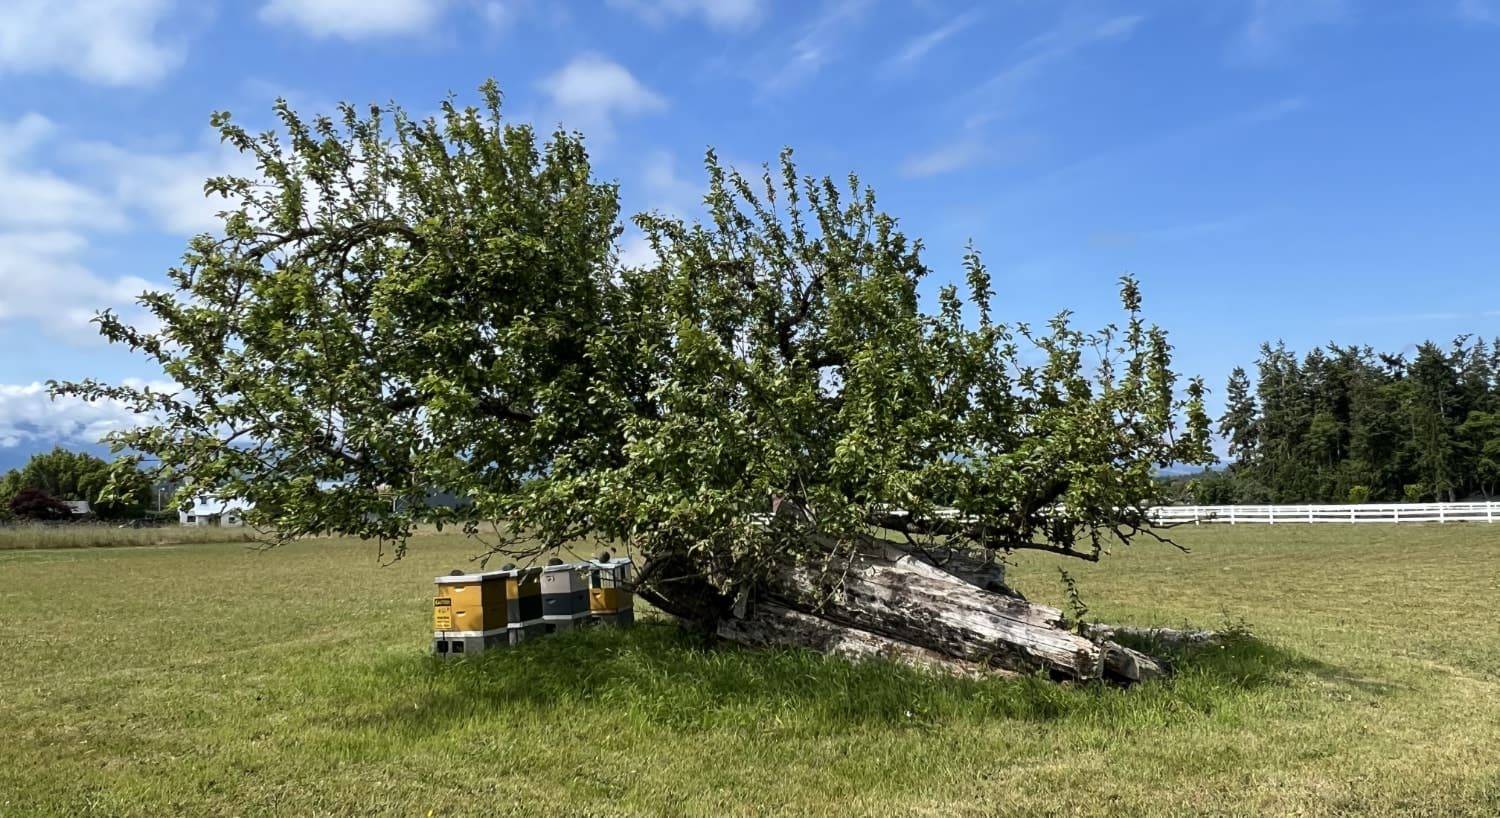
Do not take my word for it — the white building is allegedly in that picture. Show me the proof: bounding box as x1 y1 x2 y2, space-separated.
180 496 251 527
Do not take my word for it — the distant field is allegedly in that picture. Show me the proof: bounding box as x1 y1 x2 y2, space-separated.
0 522 260 550
1 525 1498 817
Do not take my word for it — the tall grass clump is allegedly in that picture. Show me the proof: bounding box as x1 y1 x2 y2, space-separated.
0 523 261 550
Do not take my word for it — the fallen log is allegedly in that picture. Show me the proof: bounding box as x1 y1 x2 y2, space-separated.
717 602 1008 679
1084 623 1222 651
646 544 1172 684
1098 640 1168 682
768 551 1105 679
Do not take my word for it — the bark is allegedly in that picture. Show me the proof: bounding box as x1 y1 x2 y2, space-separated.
635 552 735 629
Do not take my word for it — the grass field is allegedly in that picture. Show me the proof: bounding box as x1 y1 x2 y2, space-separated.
1 525 1498 817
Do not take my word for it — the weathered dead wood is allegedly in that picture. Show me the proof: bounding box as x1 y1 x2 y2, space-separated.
1099 640 1167 683
867 545 1062 628
1085 624 1222 650
717 603 1011 679
888 543 1015 595
769 552 1104 679
642 542 1171 684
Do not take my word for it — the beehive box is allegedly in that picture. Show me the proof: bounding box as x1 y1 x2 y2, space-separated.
432 569 509 657
587 552 634 627
501 565 546 644
541 559 592 632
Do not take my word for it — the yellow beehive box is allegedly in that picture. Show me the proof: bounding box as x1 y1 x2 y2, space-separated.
434 570 508 634
501 564 547 644
587 552 634 623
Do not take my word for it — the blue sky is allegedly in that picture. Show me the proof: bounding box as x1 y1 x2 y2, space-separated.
1 0 1499 469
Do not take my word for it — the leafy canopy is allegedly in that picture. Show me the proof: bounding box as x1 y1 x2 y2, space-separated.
0 447 151 519
57 83 1211 595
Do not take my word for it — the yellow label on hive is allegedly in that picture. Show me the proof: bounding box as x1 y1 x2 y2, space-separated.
433 597 454 630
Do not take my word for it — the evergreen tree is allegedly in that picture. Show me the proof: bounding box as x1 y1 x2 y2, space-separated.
1221 337 1500 503
1220 367 1258 463
1406 343 1462 501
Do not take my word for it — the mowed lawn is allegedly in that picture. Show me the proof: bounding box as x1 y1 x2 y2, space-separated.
1 526 1498 817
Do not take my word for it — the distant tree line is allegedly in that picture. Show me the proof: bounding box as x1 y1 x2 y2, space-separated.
0 448 155 522
1184 337 1500 504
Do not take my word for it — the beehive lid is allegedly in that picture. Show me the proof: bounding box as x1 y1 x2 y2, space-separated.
434 569 510 585
493 564 544 579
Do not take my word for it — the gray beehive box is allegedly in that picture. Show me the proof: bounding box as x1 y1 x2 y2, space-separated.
540 559 592 632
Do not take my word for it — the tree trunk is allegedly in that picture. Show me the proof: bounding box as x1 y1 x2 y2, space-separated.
643 544 1171 684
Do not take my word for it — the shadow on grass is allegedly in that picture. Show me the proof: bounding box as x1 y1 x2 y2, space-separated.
305 617 1390 739
1109 628 1406 699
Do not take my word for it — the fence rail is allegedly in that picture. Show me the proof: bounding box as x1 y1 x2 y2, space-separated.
1148 502 1500 525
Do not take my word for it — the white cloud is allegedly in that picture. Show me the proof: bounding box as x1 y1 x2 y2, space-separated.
608 0 763 30
905 14 1139 179
888 8 983 70
259 0 449 39
900 129 1042 180
1241 95 1308 123
0 231 154 343
1235 0 1349 62
641 150 702 216
70 139 255 235
0 114 141 341
0 380 168 449
989 97 1314 211
975 13 1144 103
616 232 659 268
0 0 183 86
0 113 249 344
539 54 666 139
758 0 870 93
617 150 710 267
0 115 126 233
0 113 53 160
480 1 513 29
1090 214 1257 250
901 139 985 179
1458 0 1500 23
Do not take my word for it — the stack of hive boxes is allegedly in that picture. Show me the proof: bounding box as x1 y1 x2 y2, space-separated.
541 558 593 632
432 569 509 657
432 553 635 657
587 552 634 626
501 564 546 645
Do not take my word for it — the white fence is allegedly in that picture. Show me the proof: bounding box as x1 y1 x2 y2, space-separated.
1149 502 1500 525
